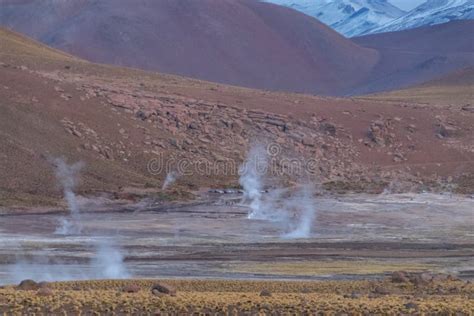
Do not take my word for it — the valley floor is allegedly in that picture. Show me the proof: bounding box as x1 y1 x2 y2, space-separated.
0 193 472 283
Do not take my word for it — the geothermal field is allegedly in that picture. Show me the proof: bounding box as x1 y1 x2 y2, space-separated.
1 191 474 284
1 1 474 313
1 155 473 314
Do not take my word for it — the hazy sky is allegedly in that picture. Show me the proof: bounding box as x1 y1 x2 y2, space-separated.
389 0 426 11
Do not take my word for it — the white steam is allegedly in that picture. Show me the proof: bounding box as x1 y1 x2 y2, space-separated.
9 239 129 283
9 158 130 282
282 186 318 239
162 171 178 190
239 144 268 219
52 158 84 235
239 145 318 238
92 239 130 279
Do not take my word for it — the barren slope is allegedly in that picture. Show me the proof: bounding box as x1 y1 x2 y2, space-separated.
352 20 474 94
360 67 474 107
0 28 473 209
0 0 378 96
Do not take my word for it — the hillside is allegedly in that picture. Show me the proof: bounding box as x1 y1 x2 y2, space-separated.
361 67 474 107
2 2 474 97
352 20 474 94
0 0 378 96
1 28 473 209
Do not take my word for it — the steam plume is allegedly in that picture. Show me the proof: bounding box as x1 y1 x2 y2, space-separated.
92 239 130 279
52 158 84 235
8 158 130 282
282 186 317 239
239 144 268 219
162 171 178 190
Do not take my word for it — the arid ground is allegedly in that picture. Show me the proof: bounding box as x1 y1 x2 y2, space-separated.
1 192 473 313
0 22 473 314
1 192 473 278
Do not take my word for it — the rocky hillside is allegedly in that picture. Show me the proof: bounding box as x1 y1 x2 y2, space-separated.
1 28 473 208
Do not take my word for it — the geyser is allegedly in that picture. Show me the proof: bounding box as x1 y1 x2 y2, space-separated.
239 145 318 238
52 158 84 235
239 144 268 219
7 158 131 282
162 171 178 190
92 239 130 279
282 186 317 239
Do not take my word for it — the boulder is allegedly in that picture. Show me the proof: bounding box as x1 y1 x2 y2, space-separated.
136 110 154 120
404 302 419 310
436 123 459 138
409 272 433 287
188 121 199 130
302 137 315 147
373 286 391 295
368 120 390 146
151 283 176 297
17 279 39 291
462 104 474 113
319 122 336 136
391 271 409 283
259 289 272 297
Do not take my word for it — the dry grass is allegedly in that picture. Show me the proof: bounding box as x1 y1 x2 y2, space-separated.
360 68 474 107
0 28 78 62
226 260 434 276
1 279 472 314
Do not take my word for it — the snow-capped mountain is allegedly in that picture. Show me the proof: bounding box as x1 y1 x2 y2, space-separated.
264 0 406 37
371 0 474 34
264 0 474 37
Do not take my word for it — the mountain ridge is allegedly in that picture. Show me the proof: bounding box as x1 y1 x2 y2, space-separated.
264 0 406 36
264 0 474 36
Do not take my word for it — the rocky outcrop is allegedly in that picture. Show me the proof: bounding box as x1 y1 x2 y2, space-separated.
17 279 39 291
436 122 460 138
367 119 394 147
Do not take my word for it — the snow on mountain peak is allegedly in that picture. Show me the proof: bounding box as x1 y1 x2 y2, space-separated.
263 0 474 37
263 0 406 36
371 0 474 34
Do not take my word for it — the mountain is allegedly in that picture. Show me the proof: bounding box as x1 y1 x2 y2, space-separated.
265 0 474 37
1 1 473 96
263 0 406 37
0 0 378 96
372 0 474 34
352 20 474 94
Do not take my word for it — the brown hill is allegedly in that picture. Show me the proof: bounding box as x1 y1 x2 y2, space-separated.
0 28 473 209
0 0 378 96
352 20 474 95
2 3 474 96
360 67 474 107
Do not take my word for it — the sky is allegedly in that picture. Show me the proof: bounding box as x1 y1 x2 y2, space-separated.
389 0 426 11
